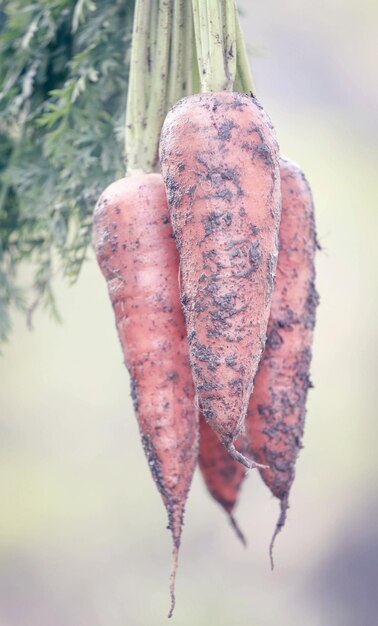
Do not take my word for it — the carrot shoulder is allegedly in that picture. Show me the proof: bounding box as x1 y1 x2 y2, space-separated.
160 91 281 468
92 173 198 614
246 157 319 563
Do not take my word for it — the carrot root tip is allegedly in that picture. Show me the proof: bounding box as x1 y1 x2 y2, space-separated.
225 441 269 471
168 543 179 619
269 494 290 570
229 513 247 547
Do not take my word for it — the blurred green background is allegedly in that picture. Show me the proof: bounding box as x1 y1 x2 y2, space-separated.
1 1 378 624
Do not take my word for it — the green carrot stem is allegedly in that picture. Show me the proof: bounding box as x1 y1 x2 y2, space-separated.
144 0 172 170
148 0 159 71
167 0 185 109
206 0 227 90
125 0 172 174
125 0 151 173
192 0 207 91
192 0 237 92
183 0 194 96
235 8 254 94
191 27 201 94
222 0 237 87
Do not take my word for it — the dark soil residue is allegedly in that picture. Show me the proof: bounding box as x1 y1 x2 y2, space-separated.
130 375 139 412
141 432 169 503
191 341 221 371
249 240 262 271
266 328 284 350
304 279 320 329
217 119 237 141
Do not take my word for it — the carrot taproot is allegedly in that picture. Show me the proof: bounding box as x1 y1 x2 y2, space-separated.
246 156 319 565
197 156 318 553
199 413 246 544
92 172 198 617
160 91 281 469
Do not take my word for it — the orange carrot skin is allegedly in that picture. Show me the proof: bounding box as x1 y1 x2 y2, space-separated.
246 157 319 529
198 158 318 547
199 414 245 513
160 92 281 465
92 173 198 568
199 413 246 541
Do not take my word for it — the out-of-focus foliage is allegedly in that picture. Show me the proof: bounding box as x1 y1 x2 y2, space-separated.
0 0 134 341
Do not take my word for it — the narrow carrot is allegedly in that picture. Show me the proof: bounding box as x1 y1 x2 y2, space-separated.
197 157 318 556
160 90 281 468
246 156 319 565
93 173 198 616
199 413 246 544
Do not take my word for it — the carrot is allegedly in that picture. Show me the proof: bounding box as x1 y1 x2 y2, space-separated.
246 156 319 565
198 156 318 554
199 413 246 544
92 172 198 617
160 91 281 468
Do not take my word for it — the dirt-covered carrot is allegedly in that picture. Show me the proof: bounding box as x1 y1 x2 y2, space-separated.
92 2 200 617
246 156 319 564
197 155 318 556
93 173 198 615
160 90 281 468
199 414 246 544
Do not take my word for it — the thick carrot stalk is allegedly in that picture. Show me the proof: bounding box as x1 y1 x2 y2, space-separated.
167 0 186 109
125 0 151 173
246 157 319 565
160 90 281 468
93 173 198 616
125 0 172 174
192 0 236 92
235 8 254 95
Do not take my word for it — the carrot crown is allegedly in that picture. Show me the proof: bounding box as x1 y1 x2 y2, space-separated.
125 0 255 172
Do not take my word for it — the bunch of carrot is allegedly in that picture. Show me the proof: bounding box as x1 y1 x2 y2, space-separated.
92 0 318 616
